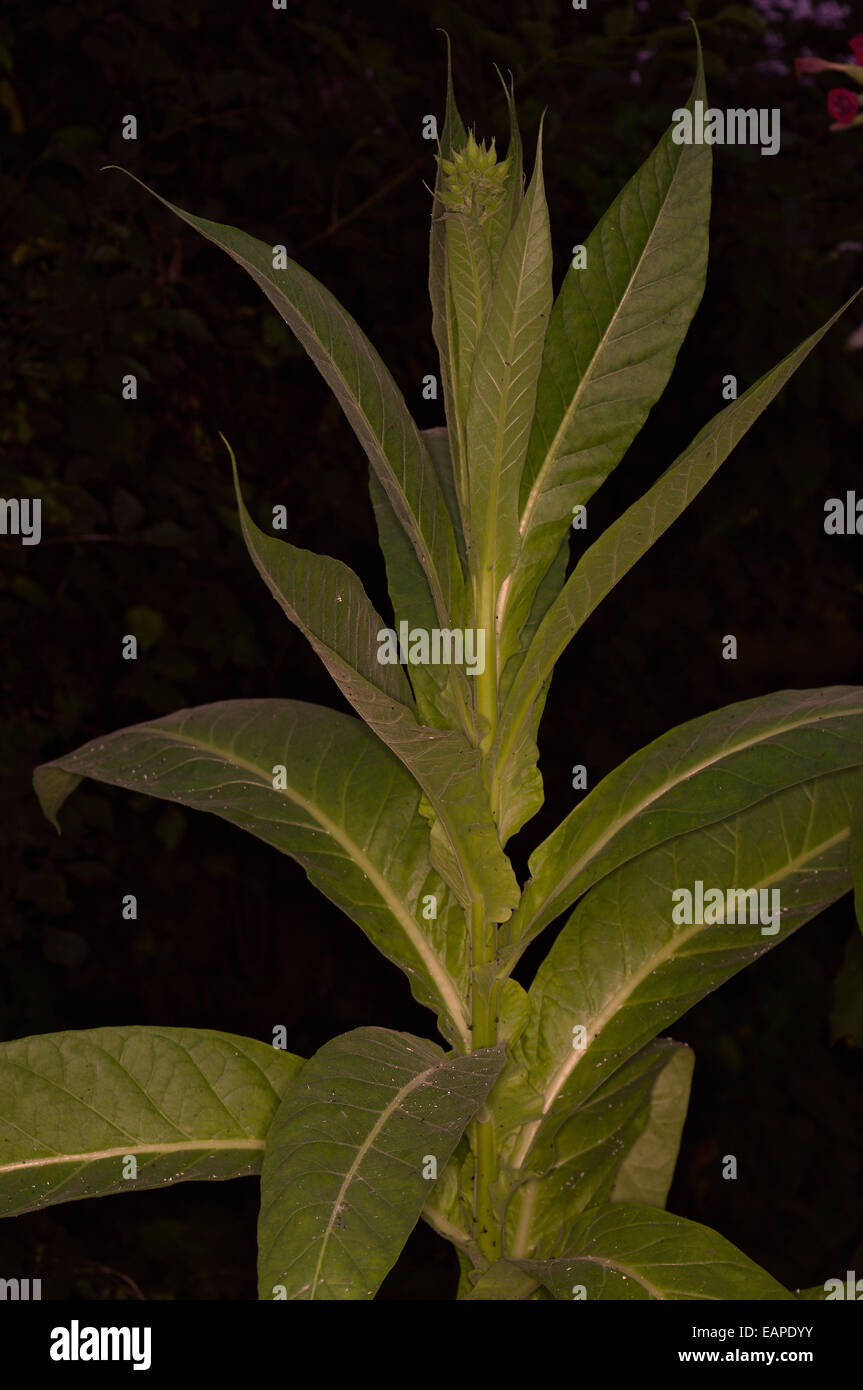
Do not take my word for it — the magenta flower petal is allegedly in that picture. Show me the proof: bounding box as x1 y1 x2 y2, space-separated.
827 88 861 125
850 35 863 66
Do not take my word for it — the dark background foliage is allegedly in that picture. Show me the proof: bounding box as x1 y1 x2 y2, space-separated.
2 0 863 1299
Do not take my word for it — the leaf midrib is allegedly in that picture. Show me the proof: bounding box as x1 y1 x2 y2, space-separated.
115 723 471 1047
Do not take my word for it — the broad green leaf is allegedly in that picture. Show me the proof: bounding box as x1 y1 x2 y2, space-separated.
0 1027 302 1217
796 1283 834 1300
463 1260 539 1300
257 1027 505 1300
231 455 519 924
507 764 860 1173
497 40 711 687
495 1039 689 1258
429 34 470 545
491 292 862 841
33 698 472 1049
466 122 552 619
511 686 863 953
107 166 465 639
519 1204 794 1300
447 211 493 421
609 1043 693 1208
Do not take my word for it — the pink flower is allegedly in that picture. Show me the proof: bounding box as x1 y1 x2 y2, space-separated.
827 88 861 126
851 34 863 66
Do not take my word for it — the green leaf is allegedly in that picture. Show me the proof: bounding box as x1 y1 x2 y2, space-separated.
507 762 860 1173
421 426 467 573
0 1027 302 1217
498 38 711 689
367 465 474 736
491 291 862 841
34 698 472 1050
257 1027 505 1300
107 166 465 640
519 1204 794 1300
447 211 493 422
484 67 524 270
512 686 863 952
463 1260 540 1300
609 1043 693 1208
495 1039 690 1258
230 454 519 924
466 121 552 604
429 34 470 545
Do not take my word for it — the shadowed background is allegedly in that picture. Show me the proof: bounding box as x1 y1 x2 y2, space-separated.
2 0 863 1298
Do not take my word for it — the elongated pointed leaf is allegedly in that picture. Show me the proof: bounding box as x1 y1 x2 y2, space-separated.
511 686 863 952
429 35 470 544
484 67 524 269
496 1039 690 1259
422 426 467 572
467 125 552 600
232 457 519 923
368 466 474 737
491 292 862 840
447 212 493 420
257 1027 505 1300
107 166 465 638
0 1027 302 1217
519 1204 794 1300
498 40 711 681
34 698 472 1049
509 764 860 1172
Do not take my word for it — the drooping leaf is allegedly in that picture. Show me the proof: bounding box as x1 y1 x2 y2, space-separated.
106 166 466 640
507 764 860 1173
257 1027 505 1300
0 1027 302 1217
33 698 472 1049
511 686 863 953
491 292 862 840
231 454 519 923
518 1204 794 1300
497 38 711 686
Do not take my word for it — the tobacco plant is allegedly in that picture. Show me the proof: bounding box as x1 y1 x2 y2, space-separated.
4 36 863 1300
